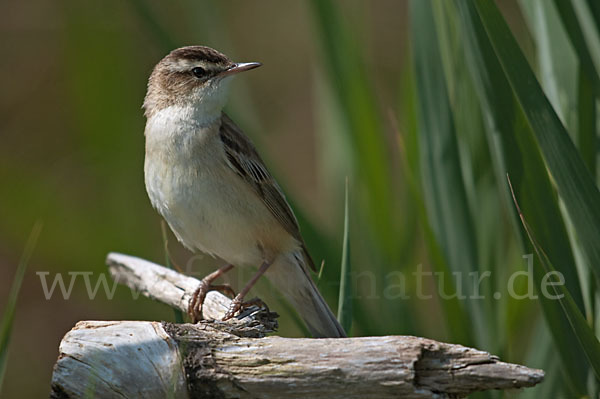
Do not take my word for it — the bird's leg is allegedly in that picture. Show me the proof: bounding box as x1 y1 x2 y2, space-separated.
189 264 235 323
208 284 236 298
222 260 271 320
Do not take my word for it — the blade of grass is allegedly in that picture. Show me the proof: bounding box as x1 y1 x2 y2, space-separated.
577 67 598 179
586 0 600 31
337 178 352 334
518 0 578 128
316 260 325 286
0 221 43 388
455 1 589 392
394 79 474 347
410 0 479 280
509 176 600 383
519 322 568 399
552 0 600 93
411 1 484 346
575 68 598 326
572 0 600 79
453 0 584 311
433 0 517 354
309 0 398 259
310 0 417 337
517 0 595 327
472 0 600 287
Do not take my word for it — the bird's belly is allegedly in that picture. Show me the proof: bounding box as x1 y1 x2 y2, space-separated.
145 159 292 267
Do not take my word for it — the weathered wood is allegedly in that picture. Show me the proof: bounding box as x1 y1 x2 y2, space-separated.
49 253 544 398
106 252 278 331
51 320 544 399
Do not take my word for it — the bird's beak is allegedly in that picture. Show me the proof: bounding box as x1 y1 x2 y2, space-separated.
219 62 262 78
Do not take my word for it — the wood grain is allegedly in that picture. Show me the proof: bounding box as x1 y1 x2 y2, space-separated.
48 253 544 398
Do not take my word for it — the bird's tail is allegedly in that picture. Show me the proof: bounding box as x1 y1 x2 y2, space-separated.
265 251 346 338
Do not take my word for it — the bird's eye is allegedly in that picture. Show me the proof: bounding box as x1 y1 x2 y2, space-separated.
192 67 207 79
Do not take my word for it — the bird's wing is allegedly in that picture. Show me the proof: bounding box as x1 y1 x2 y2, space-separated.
219 113 316 271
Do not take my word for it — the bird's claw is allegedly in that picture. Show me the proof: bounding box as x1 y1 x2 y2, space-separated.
221 296 269 321
222 297 243 321
188 279 210 323
189 281 237 323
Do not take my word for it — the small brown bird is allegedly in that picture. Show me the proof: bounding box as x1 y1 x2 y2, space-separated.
142 46 346 338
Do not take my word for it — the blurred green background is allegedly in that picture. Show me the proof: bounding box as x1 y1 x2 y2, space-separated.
2 0 600 397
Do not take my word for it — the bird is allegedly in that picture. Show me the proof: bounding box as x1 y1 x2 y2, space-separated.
142 45 346 338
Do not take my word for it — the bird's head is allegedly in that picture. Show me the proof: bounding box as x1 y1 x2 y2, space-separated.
143 46 261 121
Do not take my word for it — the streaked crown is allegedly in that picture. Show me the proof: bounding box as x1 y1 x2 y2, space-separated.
143 46 261 119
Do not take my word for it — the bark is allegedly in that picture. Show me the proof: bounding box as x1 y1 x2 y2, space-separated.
105 252 278 329
49 253 544 398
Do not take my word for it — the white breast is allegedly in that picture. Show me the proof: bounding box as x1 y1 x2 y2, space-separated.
143 106 293 267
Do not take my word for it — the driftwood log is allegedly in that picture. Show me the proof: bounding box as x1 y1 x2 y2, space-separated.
50 253 544 399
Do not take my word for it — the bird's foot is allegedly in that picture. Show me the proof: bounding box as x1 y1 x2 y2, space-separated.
187 264 235 323
222 296 270 321
188 280 236 323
